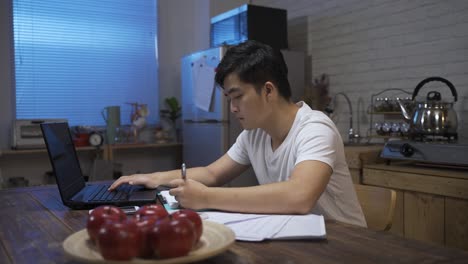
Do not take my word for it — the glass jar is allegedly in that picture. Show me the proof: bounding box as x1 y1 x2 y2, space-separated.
381 122 392 134
391 122 401 133
374 97 383 112
374 122 383 135
400 122 410 135
382 97 392 112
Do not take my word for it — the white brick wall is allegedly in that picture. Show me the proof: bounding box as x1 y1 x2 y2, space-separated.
254 0 468 142
0 167 3 189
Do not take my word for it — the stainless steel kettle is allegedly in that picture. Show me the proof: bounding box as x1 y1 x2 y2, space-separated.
397 77 458 137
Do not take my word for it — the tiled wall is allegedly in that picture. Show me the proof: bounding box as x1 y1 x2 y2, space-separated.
254 0 468 142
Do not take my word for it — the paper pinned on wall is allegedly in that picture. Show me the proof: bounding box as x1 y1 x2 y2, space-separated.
192 57 216 112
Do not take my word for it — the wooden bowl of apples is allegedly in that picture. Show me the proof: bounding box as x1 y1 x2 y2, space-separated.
63 205 235 263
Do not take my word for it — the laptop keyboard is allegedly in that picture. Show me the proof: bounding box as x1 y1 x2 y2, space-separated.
89 184 133 202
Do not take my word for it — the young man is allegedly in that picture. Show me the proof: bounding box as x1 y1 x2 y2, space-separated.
110 40 366 227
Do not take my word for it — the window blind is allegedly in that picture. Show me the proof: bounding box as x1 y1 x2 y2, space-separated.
13 0 158 126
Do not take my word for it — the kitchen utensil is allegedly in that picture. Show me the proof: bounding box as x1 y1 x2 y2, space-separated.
397 77 458 137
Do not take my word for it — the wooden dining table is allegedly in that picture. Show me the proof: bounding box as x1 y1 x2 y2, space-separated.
1 185 468 264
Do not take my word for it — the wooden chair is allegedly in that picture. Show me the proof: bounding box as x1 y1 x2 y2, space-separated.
354 184 397 231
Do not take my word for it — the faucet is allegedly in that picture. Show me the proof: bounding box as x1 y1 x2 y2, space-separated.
326 92 360 143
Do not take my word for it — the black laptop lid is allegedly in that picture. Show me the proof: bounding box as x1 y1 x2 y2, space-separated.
41 122 86 201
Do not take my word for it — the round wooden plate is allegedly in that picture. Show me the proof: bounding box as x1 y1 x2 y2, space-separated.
63 220 235 264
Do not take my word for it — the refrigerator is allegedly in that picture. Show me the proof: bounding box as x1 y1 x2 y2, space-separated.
181 46 305 187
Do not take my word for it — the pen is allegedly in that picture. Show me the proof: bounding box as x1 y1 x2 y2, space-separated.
181 163 186 181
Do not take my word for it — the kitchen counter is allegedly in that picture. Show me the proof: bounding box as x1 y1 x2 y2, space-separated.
363 162 468 251
364 163 468 199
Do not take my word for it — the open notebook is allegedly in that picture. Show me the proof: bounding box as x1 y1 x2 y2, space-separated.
203 212 326 241
160 191 326 242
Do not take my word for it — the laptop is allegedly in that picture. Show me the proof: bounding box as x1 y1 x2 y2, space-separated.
40 122 167 209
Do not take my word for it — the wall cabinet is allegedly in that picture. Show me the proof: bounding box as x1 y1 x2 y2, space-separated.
363 163 468 251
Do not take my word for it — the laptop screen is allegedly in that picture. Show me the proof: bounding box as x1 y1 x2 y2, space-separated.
41 122 86 200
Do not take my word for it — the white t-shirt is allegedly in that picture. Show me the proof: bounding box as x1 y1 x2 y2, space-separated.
227 101 366 227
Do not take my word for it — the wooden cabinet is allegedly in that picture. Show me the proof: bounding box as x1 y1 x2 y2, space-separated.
344 145 384 183
363 163 468 250
445 197 468 249
404 192 445 244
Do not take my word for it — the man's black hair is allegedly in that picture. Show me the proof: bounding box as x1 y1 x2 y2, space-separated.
215 40 292 100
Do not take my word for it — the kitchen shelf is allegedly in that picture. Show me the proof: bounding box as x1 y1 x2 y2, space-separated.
368 135 409 139
108 142 180 150
1 143 182 160
368 88 412 141
1 146 96 155
368 111 403 115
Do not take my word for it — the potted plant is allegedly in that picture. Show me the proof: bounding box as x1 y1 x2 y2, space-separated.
159 97 182 141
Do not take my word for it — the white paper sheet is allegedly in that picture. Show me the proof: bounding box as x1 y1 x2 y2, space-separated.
227 215 291 241
272 214 326 240
203 212 272 225
192 58 216 112
160 190 179 209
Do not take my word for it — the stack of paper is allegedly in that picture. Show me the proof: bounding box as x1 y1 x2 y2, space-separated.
203 212 327 241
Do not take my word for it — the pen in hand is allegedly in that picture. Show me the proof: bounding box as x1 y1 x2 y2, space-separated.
181 163 186 181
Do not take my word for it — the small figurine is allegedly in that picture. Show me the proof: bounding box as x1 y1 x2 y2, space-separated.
127 102 150 142
128 102 149 129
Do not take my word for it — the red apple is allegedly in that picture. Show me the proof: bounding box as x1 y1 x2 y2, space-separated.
135 216 159 258
135 204 168 220
86 205 126 244
96 218 142 261
172 210 203 245
149 217 196 259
